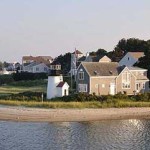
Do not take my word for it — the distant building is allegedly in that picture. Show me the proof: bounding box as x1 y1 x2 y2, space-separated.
47 62 69 99
70 48 111 76
22 55 53 72
22 55 53 65
23 62 50 73
119 52 144 67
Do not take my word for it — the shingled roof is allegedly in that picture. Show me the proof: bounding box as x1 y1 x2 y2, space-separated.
22 56 53 65
81 62 122 76
128 52 144 59
56 82 65 87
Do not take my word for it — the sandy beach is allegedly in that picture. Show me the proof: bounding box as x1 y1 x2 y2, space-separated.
0 105 150 122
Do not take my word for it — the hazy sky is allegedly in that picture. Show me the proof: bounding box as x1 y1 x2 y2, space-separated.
0 0 150 62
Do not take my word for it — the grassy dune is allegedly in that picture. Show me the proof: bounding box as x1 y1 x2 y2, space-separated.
0 100 150 108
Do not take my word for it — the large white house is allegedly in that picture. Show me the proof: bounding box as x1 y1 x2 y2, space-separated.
23 62 49 73
119 52 144 67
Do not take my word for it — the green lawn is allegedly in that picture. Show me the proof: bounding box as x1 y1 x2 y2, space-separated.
0 80 47 95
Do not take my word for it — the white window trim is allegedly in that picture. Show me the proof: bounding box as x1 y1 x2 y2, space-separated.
122 71 131 89
78 84 87 92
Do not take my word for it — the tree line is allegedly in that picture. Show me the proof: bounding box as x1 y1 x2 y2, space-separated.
54 38 150 77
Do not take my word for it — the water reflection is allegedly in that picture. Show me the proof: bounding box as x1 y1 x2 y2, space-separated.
0 120 150 150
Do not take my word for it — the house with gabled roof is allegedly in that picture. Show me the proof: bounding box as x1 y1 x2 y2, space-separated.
76 62 149 95
70 48 111 76
22 55 53 66
119 52 144 67
23 62 50 73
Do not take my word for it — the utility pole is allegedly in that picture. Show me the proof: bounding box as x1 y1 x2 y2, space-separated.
41 93 43 102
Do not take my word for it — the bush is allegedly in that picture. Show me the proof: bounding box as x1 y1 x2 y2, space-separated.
50 93 114 102
12 72 47 81
0 91 46 101
114 92 128 99
134 93 150 101
9 79 47 87
0 74 14 85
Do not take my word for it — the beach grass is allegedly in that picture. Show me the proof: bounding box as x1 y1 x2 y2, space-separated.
0 100 150 108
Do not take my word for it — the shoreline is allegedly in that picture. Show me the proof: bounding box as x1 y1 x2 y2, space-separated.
0 105 150 122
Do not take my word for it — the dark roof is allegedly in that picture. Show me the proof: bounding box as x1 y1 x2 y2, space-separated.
91 55 105 62
78 56 86 62
81 62 121 76
56 82 65 87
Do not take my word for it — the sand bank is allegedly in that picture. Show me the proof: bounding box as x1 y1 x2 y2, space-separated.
0 106 150 122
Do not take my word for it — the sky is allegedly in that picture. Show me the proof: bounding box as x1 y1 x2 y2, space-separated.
0 0 150 63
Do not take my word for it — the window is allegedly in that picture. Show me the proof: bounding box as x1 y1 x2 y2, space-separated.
78 71 84 80
102 84 105 88
140 72 144 76
78 84 87 92
122 72 131 89
142 83 145 89
128 57 129 60
44 67 47 71
36 67 39 71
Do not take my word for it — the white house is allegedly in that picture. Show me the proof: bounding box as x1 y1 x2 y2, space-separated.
47 63 69 99
119 52 144 67
56 82 69 97
23 62 49 73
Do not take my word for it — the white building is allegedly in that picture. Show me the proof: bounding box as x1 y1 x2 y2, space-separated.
23 62 49 73
119 52 144 67
47 63 69 99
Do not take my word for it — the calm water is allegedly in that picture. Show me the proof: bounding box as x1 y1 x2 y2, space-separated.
0 120 150 150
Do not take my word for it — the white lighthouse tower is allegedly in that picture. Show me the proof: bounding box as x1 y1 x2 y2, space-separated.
47 62 69 99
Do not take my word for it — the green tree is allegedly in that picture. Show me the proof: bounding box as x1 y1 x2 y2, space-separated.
0 61 3 70
3 61 9 68
115 38 148 53
54 52 71 74
135 51 150 79
90 48 107 56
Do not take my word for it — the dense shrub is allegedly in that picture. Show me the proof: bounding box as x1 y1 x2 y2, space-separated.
114 92 128 99
134 93 150 101
0 74 14 85
12 72 47 81
51 93 114 102
9 79 47 87
0 91 46 101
